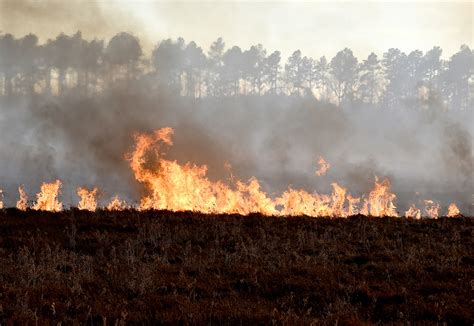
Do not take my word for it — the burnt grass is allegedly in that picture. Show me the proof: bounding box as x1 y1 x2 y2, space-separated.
0 209 472 325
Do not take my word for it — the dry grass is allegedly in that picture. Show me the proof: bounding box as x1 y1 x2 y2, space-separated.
0 209 472 325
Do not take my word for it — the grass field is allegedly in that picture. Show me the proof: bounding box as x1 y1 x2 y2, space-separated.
0 209 472 325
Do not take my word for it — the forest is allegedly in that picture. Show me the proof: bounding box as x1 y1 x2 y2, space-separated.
0 31 473 110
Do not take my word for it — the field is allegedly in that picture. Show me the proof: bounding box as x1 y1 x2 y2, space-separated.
0 209 472 325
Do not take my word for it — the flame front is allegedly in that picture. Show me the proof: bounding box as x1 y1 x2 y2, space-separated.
0 128 464 218
77 187 98 211
32 180 63 212
127 128 405 217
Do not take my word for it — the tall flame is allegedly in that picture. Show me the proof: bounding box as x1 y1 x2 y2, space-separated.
32 180 63 212
361 177 398 217
16 185 28 211
77 187 98 211
0 189 3 209
128 128 276 215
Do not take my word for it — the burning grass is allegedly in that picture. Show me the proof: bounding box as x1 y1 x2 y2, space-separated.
0 209 472 324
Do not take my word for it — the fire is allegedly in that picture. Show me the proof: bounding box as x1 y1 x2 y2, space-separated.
346 194 360 216
360 177 398 217
107 195 127 211
405 205 421 219
32 180 63 212
16 185 28 211
77 187 99 211
276 182 358 217
128 128 276 215
424 200 440 219
315 157 330 176
127 128 409 218
277 188 331 217
0 128 465 218
447 203 460 217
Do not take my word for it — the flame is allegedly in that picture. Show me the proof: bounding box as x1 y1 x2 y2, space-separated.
16 185 28 211
424 200 440 219
277 188 331 217
126 128 409 218
447 203 461 217
315 157 330 176
32 180 63 212
330 182 347 216
107 195 127 211
4 127 462 218
346 194 360 216
405 204 421 219
128 128 276 215
361 177 398 217
77 187 98 211
276 183 362 217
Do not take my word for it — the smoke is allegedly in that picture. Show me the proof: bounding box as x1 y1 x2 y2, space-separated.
0 87 472 215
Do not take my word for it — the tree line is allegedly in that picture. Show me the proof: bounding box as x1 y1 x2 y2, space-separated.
0 31 472 110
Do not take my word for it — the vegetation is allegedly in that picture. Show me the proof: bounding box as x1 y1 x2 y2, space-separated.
0 32 472 110
0 209 472 324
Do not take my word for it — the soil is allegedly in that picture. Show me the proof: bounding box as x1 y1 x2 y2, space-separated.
0 209 472 325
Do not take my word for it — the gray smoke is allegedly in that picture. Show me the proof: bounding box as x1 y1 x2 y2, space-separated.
0 90 472 215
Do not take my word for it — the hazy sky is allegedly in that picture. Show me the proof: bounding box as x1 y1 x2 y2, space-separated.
1 0 472 59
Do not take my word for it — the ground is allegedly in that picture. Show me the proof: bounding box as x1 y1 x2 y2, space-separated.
0 209 472 325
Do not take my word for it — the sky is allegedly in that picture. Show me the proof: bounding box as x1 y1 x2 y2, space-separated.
0 0 472 59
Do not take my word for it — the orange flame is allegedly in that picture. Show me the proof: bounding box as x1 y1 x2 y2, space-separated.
276 182 359 217
0 189 3 209
315 157 330 176
128 128 276 215
447 203 460 217
32 180 63 212
16 185 28 211
405 204 421 219
107 195 127 211
424 200 440 219
126 128 409 218
346 194 360 216
77 187 98 211
361 177 398 217
276 188 331 217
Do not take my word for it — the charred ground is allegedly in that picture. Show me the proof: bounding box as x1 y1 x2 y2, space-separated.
0 210 472 325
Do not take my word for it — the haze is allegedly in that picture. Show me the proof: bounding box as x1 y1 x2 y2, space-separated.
1 0 472 59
